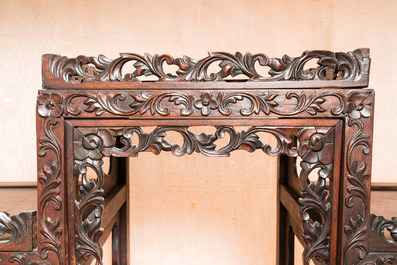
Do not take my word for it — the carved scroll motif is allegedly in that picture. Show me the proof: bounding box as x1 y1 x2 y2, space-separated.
48 49 369 83
74 125 336 265
342 91 374 263
371 215 397 244
61 90 348 118
297 127 335 264
36 94 65 264
358 254 397 265
76 126 298 158
73 130 105 265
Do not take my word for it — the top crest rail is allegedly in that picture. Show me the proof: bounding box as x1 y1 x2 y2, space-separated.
42 48 370 90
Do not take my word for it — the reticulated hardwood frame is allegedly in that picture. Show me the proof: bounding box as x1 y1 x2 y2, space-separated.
0 49 396 265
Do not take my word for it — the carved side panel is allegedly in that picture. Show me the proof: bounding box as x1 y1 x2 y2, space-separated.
297 126 336 264
73 129 105 265
36 93 67 265
341 91 375 264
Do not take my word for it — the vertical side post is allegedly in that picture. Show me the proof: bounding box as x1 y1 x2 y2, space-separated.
339 91 375 264
36 93 68 265
277 154 295 265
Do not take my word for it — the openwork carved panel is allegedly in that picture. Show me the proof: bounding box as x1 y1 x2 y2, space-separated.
44 49 369 87
72 124 339 265
73 129 105 265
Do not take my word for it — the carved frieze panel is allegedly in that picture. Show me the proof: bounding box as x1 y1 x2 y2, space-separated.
43 49 370 89
40 89 355 119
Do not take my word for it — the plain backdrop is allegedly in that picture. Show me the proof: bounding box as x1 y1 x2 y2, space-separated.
1 0 396 264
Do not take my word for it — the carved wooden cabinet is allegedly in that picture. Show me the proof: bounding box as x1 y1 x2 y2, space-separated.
1 49 396 264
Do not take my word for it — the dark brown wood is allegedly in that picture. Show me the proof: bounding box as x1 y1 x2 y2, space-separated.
42 49 370 89
0 212 36 252
1 49 393 264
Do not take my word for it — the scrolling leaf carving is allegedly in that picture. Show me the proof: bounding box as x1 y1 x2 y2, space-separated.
73 124 339 264
343 91 374 262
371 215 397 244
358 254 397 265
36 96 64 265
75 126 299 158
297 127 334 264
62 90 349 118
73 131 105 265
48 49 369 83
7 253 44 265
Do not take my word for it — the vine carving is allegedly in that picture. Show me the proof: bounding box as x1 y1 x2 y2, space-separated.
73 130 105 265
297 127 335 264
36 94 64 264
48 49 369 83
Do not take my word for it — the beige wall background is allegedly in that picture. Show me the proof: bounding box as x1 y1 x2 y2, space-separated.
1 0 396 264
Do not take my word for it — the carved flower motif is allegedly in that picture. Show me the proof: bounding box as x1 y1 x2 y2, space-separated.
298 129 333 165
194 92 219 116
347 93 372 119
37 93 64 118
74 129 115 160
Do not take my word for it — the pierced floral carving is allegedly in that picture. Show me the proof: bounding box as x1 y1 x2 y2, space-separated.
73 130 105 265
297 127 335 264
75 126 299 158
47 49 369 83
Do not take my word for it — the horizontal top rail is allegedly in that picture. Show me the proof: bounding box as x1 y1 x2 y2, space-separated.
42 49 370 90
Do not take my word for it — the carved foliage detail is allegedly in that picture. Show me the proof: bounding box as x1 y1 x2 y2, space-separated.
343 91 374 261
76 126 298 158
62 90 349 118
371 215 397 244
0 212 28 245
73 131 105 265
358 254 397 265
297 127 335 264
6 253 44 265
37 94 64 264
48 49 369 83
